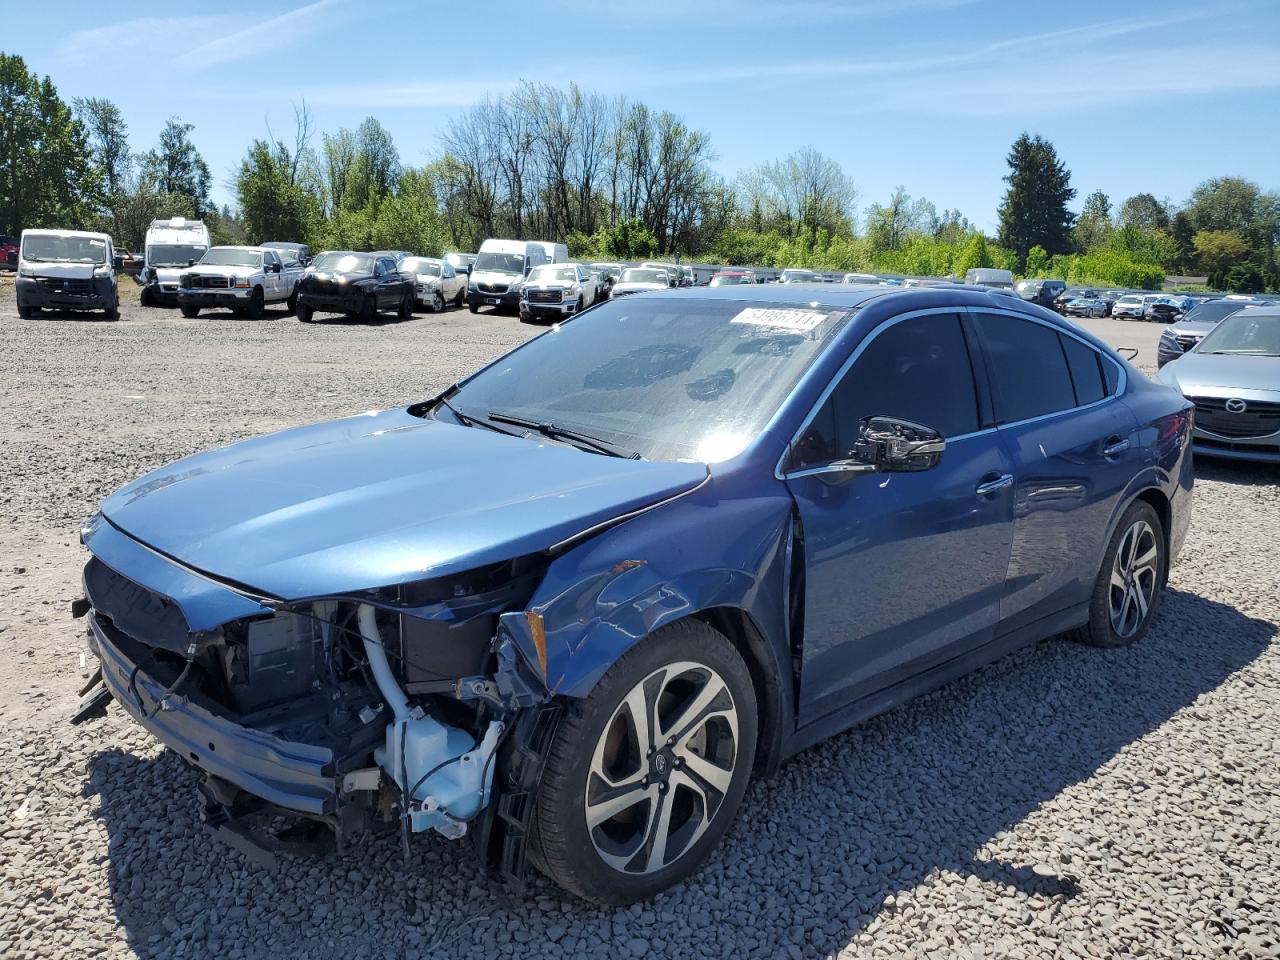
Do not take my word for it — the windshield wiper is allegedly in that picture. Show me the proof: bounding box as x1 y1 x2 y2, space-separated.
487 411 642 459
434 397 525 437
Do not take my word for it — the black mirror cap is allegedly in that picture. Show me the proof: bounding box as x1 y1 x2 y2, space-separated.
853 416 945 472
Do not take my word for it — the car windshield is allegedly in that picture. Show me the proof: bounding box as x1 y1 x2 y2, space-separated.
782 271 816 281
1196 312 1280 357
1016 281 1041 292
591 264 622 278
529 266 577 283
710 275 751 286
147 244 207 266
312 252 375 274
1182 300 1251 325
21 234 108 263
199 248 262 268
444 298 853 462
474 252 525 275
402 258 442 277
621 268 667 284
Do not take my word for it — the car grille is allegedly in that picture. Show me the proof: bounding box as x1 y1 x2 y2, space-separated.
1174 334 1200 352
1198 437 1280 456
1190 396 1280 439
39 277 93 295
306 279 342 295
478 282 509 294
187 275 230 289
527 289 562 304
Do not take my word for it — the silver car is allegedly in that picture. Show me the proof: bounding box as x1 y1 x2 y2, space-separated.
1156 305 1280 463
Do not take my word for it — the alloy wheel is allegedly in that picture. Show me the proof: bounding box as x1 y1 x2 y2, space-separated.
585 661 739 875
1109 519 1159 639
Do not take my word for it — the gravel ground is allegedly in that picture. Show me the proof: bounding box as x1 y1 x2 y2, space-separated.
1 288 1279 960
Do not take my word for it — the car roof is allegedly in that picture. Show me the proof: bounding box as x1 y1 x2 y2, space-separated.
1240 304 1280 318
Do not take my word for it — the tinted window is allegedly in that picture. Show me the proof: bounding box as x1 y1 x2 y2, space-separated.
792 314 978 469
975 313 1075 423
1060 335 1105 405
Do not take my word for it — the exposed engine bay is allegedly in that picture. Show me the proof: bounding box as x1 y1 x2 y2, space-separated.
75 550 558 874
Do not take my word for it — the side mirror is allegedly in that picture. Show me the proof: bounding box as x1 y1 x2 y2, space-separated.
850 417 945 473
187 258 196 267
272 262 282 273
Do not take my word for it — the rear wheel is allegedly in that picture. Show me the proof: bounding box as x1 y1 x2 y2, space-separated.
1071 500 1165 648
532 619 756 904
400 291 416 318
179 304 200 319
430 290 444 313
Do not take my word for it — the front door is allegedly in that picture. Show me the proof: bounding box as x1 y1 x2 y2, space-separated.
783 311 1016 724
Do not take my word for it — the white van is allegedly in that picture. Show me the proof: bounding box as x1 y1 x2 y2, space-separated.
467 239 552 313
963 267 1014 289
15 229 121 319
141 217 211 306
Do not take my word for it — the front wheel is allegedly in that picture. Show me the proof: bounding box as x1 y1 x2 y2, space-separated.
286 290 298 314
179 304 200 319
103 304 120 321
17 302 33 319
244 288 265 320
454 287 465 307
400 291 416 318
1071 500 1165 648
468 302 479 314
532 619 756 905
359 294 377 324
296 303 313 323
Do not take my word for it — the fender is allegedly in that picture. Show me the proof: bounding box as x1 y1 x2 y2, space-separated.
499 476 795 702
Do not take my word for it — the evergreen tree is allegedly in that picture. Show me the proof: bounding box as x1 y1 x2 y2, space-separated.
143 118 212 218
1169 212 1196 274
997 134 1076 269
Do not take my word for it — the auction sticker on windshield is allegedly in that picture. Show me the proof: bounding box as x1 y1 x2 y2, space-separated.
730 307 830 332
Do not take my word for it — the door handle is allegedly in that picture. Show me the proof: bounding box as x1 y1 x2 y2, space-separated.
975 473 1014 497
1102 436 1131 457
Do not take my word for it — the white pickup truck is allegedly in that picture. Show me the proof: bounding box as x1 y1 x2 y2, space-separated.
176 246 304 319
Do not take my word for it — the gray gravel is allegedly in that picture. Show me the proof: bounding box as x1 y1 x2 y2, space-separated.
1 288 1279 959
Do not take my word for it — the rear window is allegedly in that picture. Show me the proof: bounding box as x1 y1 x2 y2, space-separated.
975 313 1076 423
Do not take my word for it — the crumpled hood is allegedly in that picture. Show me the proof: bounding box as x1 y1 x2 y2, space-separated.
22 261 98 279
99 408 707 599
1159 353 1280 394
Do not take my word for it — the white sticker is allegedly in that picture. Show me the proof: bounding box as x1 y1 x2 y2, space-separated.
730 307 828 332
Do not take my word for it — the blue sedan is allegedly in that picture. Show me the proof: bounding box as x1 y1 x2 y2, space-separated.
74 285 1193 904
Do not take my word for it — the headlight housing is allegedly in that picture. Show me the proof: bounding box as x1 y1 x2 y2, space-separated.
234 277 251 289
17 265 35 278
94 266 112 278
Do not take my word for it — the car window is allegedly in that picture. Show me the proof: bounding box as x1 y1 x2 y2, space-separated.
792 313 979 470
1060 335 1106 406
974 313 1077 423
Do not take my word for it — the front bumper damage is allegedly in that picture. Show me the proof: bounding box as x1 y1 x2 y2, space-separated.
73 515 558 878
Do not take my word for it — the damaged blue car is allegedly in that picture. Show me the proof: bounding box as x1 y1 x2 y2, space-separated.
73 285 1193 904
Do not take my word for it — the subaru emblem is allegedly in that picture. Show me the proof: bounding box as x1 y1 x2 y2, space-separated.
1225 398 1248 414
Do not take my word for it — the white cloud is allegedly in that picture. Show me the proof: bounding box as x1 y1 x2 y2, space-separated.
181 0 344 68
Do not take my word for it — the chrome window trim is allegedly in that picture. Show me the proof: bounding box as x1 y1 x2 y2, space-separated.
774 306 980 480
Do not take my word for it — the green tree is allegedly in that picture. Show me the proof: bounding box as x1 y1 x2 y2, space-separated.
73 97 130 197
143 118 212 217
235 139 320 243
1193 230 1250 287
865 186 916 253
1169 211 1196 273
1223 263 1265 294
369 167 446 255
1023 244 1050 277
1117 193 1169 231
1107 223 1176 268
599 218 658 259
1073 189 1112 251
0 52 100 234
996 133 1076 269
1184 176 1280 247
953 233 993 276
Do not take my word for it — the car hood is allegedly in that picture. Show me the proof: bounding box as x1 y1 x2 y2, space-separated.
98 408 707 600
22 261 101 279
1166 319 1217 337
612 282 666 293
187 264 258 278
303 270 371 284
1159 353 1280 394
151 266 188 282
471 270 522 286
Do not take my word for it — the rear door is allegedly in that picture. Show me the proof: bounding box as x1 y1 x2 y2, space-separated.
783 309 1016 723
969 309 1139 633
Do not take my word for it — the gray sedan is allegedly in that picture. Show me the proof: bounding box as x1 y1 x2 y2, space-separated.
1157 305 1280 464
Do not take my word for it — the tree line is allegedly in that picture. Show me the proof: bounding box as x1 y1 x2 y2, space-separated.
3 52 1277 293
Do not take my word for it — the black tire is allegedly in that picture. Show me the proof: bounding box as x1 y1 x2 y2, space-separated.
575 296 584 314
400 291 416 318
17 302 32 319
468 301 479 314
103 304 119 321
359 294 377 324
1070 500 1165 648
244 287 265 320
430 290 444 313
286 290 298 314
139 287 152 308
296 303 313 324
531 619 757 905
179 304 200 319
453 287 465 308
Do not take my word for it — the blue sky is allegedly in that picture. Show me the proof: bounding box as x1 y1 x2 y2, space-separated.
7 0 1280 231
